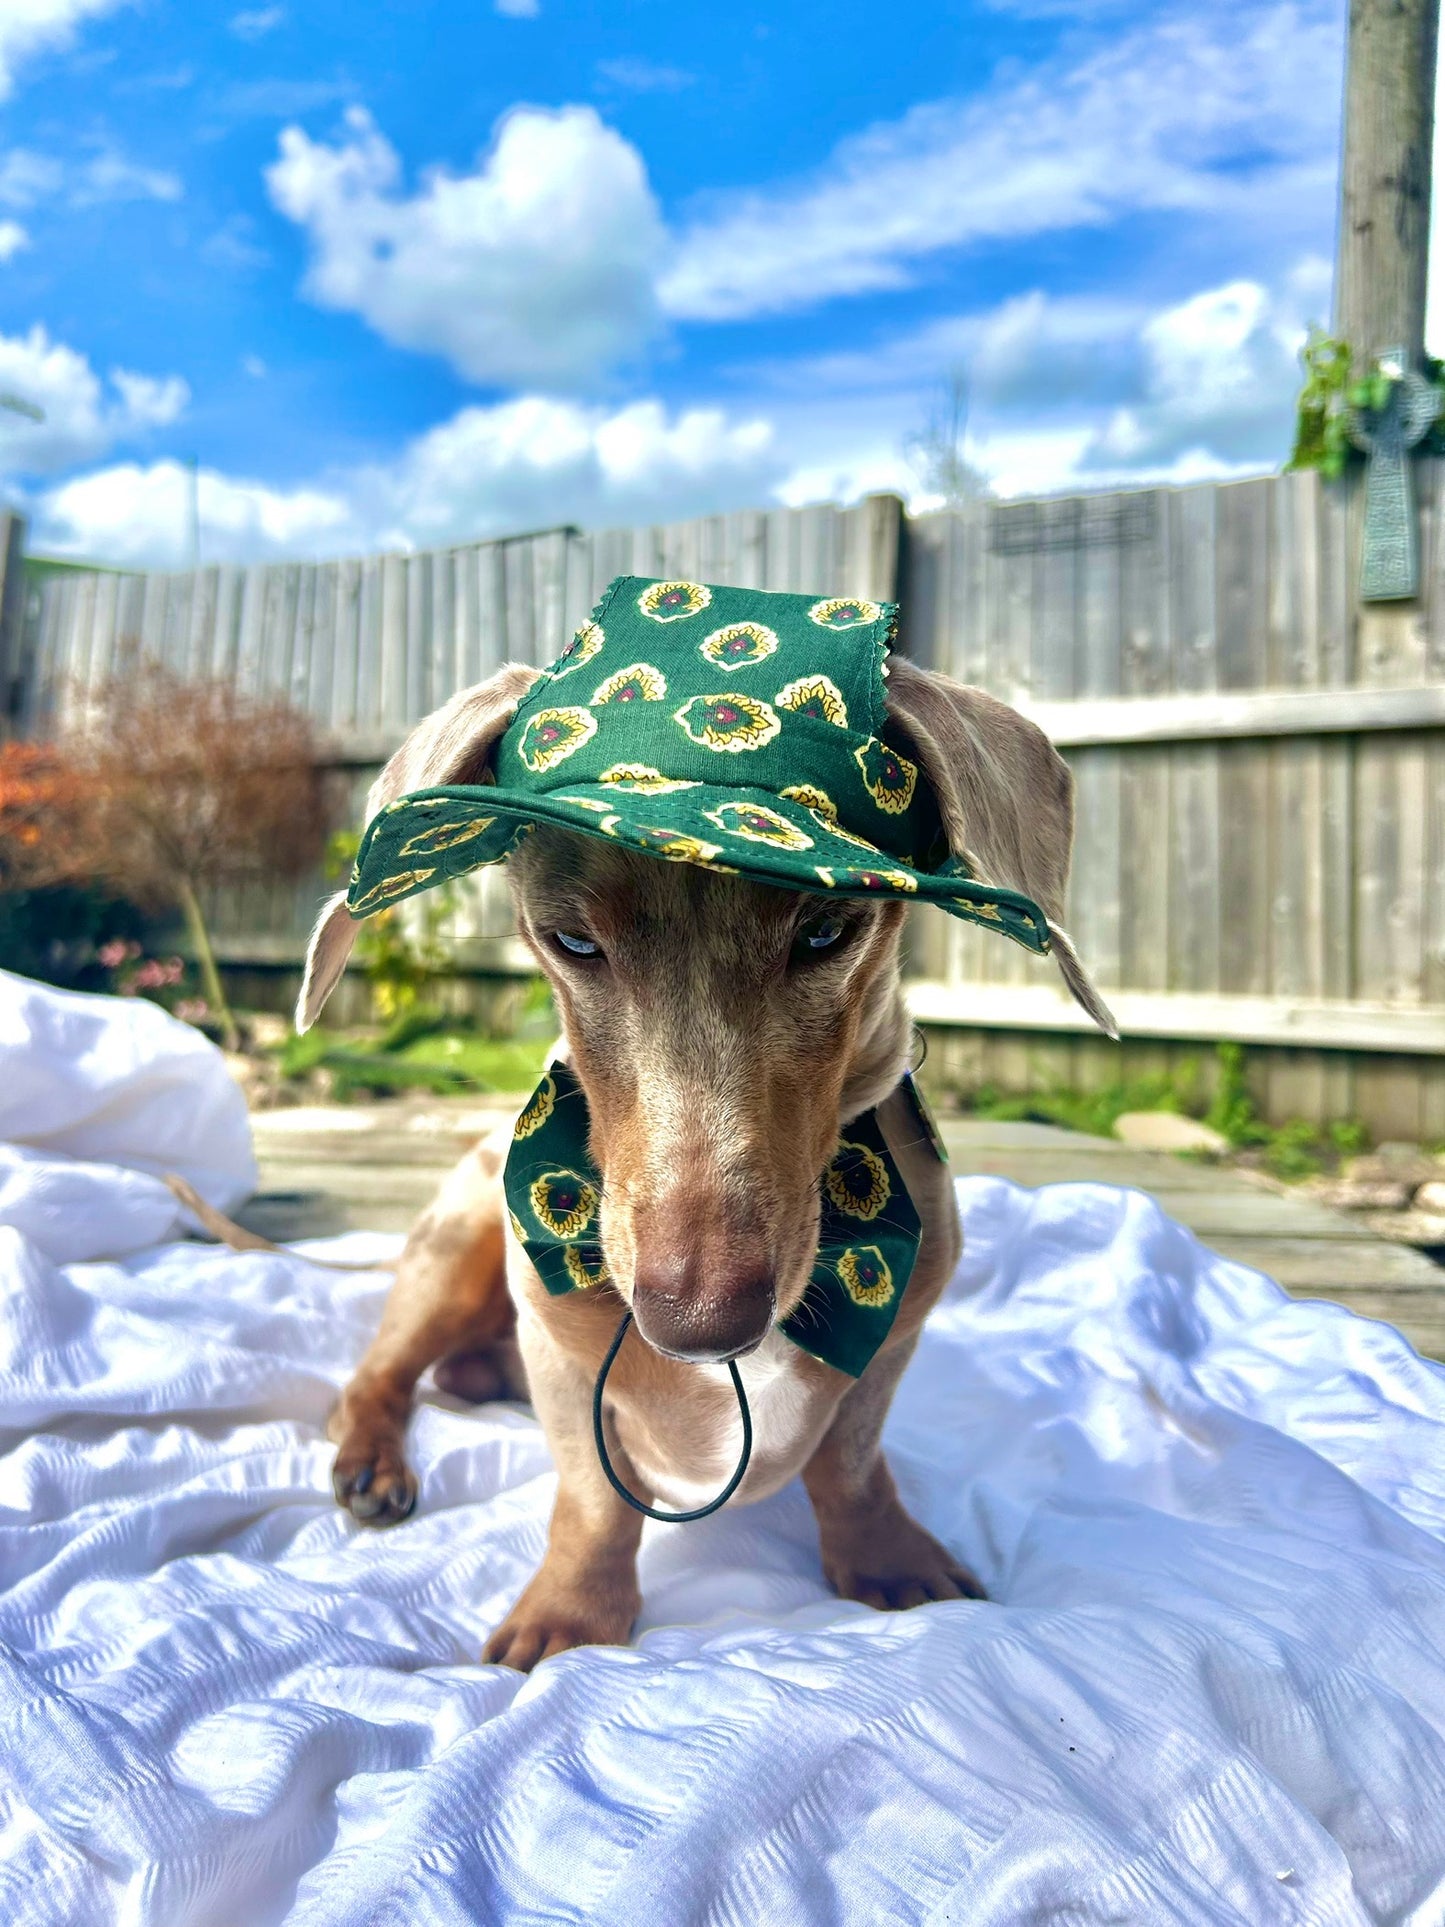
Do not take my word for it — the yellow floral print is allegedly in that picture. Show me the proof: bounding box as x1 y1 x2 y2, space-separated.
837 1244 895 1307
808 597 882 630
638 580 712 622
781 783 837 818
398 815 496 857
591 662 667 704
704 802 814 850
350 867 437 914
854 737 918 813
598 764 700 793
603 821 724 863
842 867 919 893
824 1141 892 1220
529 1169 599 1240
699 622 779 671
550 621 604 676
674 691 781 752
514 1074 557 1139
775 675 849 727
519 706 598 773
565 1245 610 1289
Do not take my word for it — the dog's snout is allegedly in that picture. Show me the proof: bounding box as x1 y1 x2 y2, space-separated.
631 1238 777 1362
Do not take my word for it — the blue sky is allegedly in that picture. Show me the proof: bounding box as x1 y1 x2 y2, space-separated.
0 0 1374 565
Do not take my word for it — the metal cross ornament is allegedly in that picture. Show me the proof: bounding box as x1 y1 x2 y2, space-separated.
1347 348 1438 601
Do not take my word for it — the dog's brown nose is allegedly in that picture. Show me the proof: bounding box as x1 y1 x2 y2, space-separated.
630 1239 777 1362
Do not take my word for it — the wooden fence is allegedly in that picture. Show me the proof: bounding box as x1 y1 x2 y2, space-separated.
9 496 901 986
9 474 1445 1134
904 468 1445 1138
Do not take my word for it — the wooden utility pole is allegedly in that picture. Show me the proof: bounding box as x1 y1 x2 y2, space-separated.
1334 0 1438 364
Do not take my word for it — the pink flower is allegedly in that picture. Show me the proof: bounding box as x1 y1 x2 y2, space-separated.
174 999 209 1024
98 940 129 968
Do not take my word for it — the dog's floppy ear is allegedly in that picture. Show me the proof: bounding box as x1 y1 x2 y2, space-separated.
295 662 542 1033
884 655 1117 1039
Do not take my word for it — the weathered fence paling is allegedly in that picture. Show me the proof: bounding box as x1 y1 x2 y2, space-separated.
11 473 1445 1135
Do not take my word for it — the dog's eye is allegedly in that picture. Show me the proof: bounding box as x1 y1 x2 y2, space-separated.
795 916 846 958
553 930 601 959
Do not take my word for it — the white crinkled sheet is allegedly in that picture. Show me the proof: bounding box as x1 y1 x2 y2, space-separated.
1 976 1444 1924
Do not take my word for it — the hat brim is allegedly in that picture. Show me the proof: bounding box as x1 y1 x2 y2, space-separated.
349 781 1052 957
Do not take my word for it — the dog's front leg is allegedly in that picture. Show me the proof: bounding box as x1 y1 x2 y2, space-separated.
803 1342 985 1608
483 1322 645 1671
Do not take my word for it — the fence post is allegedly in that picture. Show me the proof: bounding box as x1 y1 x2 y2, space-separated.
868 492 904 604
0 511 27 738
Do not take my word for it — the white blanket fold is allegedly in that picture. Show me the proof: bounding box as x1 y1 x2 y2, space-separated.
0 973 1442 1925
0 969 256 1261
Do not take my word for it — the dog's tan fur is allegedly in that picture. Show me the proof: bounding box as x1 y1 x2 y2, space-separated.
302 653 1110 1672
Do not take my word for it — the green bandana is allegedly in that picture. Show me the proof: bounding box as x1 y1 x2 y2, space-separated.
347 575 1053 955
503 1061 947 1379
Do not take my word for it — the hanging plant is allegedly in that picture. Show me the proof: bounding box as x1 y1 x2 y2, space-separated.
1287 328 1445 477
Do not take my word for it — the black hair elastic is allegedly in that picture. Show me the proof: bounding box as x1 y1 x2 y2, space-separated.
591 1311 753 1523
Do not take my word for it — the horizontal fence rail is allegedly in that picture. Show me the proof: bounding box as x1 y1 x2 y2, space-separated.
10 470 1445 1135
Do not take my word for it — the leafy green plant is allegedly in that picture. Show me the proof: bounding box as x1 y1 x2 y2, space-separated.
957 1040 1370 1182
969 1067 1183 1140
1204 1042 1269 1147
1287 329 1445 479
277 1013 549 1101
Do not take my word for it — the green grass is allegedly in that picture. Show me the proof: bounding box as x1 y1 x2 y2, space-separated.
958 1042 1372 1182
968 1071 1189 1141
277 1010 549 1100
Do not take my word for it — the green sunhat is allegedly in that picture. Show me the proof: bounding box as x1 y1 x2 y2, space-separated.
347 574 1053 957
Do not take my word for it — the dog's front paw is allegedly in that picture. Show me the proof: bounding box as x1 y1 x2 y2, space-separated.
483 1564 641 1672
330 1413 418 1528
820 1508 985 1611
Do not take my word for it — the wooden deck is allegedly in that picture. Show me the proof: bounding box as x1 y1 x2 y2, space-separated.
242 1102 1445 1363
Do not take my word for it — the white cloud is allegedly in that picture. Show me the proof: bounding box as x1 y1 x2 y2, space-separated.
0 143 180 207
108 369 189 429
229 6 284 40
266 104 663 390
68 148 182 206
0 151 64 207
215 77 350 122
201 214 269 270
495 0 540 16
661 0 1339 320
1082 264 1326 471
32 394 779 566
0 326 189 475
596 58 694 93
0 222 30 261
37 460 350 568
758 256 1331 505
354 396 777 551
0 0 127 100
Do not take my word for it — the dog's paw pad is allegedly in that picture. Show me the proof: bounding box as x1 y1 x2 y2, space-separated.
332 1448 418 1528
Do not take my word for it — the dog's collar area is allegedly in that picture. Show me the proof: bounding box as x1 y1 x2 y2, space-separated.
503 1062 946 1392
591 1311 754 1523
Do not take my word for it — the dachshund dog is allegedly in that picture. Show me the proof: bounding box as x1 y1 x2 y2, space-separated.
297 652 1110 1671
